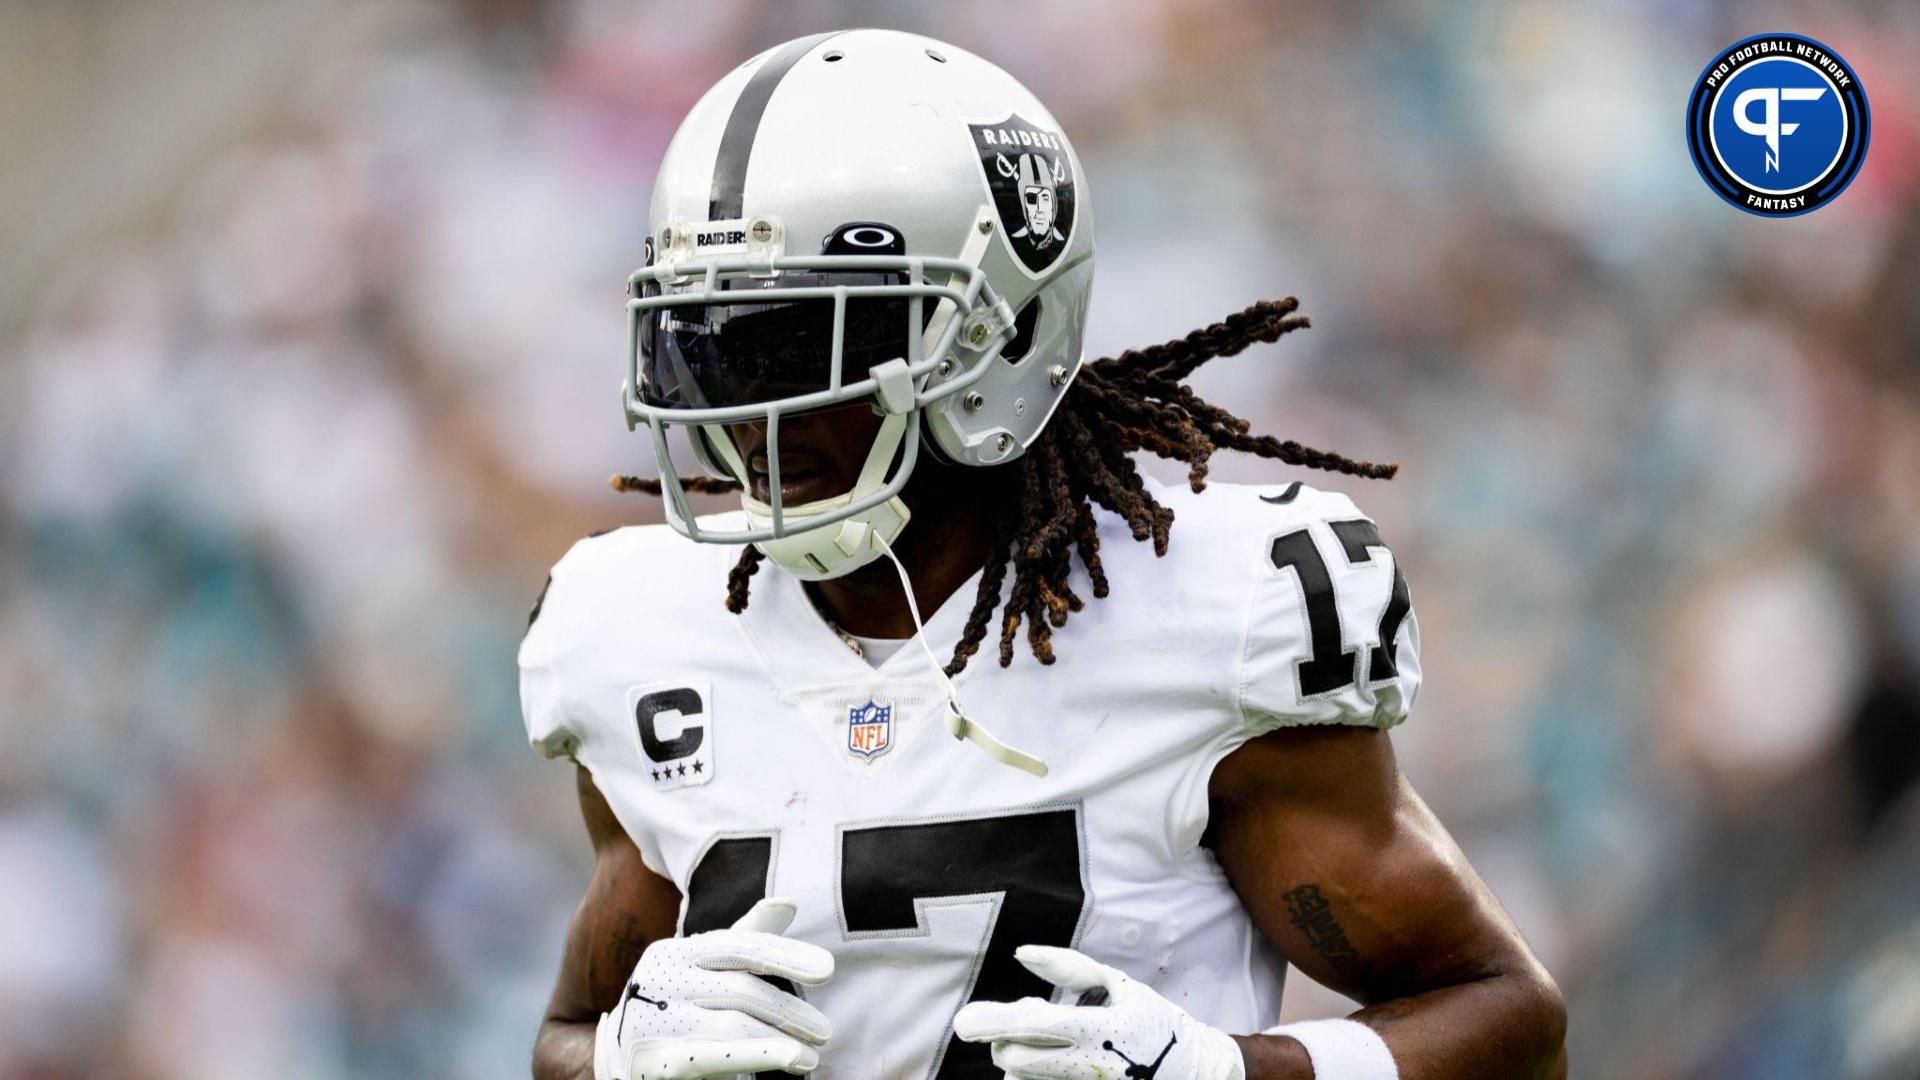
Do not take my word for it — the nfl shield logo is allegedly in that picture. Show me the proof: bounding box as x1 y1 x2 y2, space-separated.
847 699 893 760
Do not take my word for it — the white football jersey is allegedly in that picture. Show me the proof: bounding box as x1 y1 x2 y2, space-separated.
519 478 1421 1078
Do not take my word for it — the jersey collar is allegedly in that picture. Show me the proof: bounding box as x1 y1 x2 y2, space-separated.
735 552 999 692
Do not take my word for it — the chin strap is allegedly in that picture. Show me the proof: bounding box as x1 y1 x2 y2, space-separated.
871 531 1048 778
737 412 911 581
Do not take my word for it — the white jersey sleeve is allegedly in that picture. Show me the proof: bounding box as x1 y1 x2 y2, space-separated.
1237 484 1421 733
516 523 742 881
517 537 598 762
1154 479 1421 866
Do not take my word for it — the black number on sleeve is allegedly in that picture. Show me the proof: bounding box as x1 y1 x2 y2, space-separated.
1328 519 1411 682
1268 529 1357 695
841 808 1087 1079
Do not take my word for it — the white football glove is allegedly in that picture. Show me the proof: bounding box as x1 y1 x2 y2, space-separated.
593 898 834 1080
953 945 1245 1080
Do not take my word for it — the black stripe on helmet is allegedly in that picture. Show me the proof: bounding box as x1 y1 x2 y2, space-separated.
709 31 844 221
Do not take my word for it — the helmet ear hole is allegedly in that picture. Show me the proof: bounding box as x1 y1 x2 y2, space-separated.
999 298 1042 364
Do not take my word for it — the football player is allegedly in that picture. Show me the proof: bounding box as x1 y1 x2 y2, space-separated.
522 28 1564 1080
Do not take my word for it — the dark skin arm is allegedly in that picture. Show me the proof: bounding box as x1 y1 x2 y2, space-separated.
1209 725 1567 1079
533 765 684 1080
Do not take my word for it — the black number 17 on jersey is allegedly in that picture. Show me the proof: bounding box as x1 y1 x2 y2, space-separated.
1268 520 1411 697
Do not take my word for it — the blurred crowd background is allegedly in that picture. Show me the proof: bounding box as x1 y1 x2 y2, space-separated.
3 1 1918 1077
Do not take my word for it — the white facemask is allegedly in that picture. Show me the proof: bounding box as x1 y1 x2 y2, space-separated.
722 412 913 581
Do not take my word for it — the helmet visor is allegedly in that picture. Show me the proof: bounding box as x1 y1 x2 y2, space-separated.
639 273 924 410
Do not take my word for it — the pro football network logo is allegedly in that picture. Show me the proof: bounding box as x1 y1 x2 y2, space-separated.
1686 33 1870 217
970 114 1077 275
847 699 893 761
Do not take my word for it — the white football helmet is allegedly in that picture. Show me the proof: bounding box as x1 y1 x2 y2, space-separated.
623 28 1095 580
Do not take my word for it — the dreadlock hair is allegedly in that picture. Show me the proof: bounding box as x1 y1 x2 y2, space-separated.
613 297 1396 677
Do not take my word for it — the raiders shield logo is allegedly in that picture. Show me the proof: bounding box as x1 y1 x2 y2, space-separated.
969 113 1077 275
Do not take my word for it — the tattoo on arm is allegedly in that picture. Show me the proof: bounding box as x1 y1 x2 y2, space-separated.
607 911 649 976
1355 996 1418 1032
1283 884 1370 982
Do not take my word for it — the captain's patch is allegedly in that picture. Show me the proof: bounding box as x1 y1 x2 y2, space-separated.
630 680 715 791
